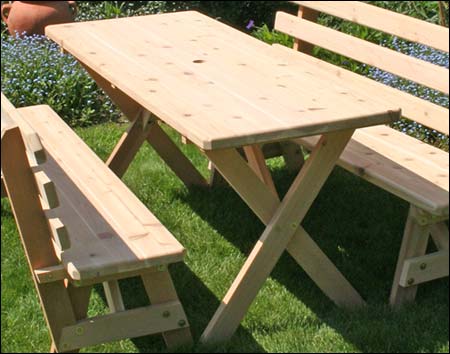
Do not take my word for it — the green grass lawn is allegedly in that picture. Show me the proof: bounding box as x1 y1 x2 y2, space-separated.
1 123 448 353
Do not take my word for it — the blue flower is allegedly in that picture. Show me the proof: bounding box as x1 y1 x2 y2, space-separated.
246 20 255 30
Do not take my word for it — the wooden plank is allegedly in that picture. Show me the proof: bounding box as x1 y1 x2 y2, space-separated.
142 270 193 349
17 105 185 283
1 126 59 270
390 206 431 307
272 43 448 134
291 1 450 53
204 147 369 309
146 122 208 188
1 124 78 352
45 12 398 150
58 301 186 351
52 284 92 351
35 265 67 284
296 125 449 216
1 93 46 164
399 250 449 287
67 285 92 321
103 281 125 313
35 171 60 209
280 141 304 172
293 5 319 53
275 12 449 94
49 218 71 252
201 129 364 344
431 223 449 251
107 110 153 178
70 266 162 288
243 145 279 198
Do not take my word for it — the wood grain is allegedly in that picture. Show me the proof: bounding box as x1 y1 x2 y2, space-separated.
46 11 398 150
17 105 185 283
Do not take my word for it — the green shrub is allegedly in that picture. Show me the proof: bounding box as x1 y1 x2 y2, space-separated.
75 1 296 29
1 0 448 138
1 34 120 126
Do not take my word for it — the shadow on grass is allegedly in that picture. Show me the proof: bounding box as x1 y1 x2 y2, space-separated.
93 262 267 353
177 164 449 353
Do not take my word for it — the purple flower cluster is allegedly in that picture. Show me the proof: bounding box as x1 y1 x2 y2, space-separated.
1 33 120 127
366 38 449 149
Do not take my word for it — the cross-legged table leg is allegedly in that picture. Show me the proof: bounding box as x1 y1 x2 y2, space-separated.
243 145 278 198
83 64 207 189
201 129 365 344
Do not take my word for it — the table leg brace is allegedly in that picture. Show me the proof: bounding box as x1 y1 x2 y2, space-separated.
201 129 365 344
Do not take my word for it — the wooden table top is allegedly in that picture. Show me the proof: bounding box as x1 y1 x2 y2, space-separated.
46 11 400 150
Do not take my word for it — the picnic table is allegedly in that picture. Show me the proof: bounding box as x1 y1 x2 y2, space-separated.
46 11 401 345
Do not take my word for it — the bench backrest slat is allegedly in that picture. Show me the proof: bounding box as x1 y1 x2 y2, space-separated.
276 3 450 135
291 1 450 53
275 12 449 95
272 43 449 135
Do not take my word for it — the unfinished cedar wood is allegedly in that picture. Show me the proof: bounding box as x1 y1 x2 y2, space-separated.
200 130 365 344
1 93 192 352
276 1 449 307
45 11 401 151
45 12 402 346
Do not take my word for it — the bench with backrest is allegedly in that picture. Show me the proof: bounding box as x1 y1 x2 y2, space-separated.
270 1 449 307
1 93 192 352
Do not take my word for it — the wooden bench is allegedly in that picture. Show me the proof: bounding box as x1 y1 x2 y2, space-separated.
269 1 449 307
1 93 192 352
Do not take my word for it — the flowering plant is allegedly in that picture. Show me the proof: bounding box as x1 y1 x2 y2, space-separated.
1 34 120 127
368 38 449 150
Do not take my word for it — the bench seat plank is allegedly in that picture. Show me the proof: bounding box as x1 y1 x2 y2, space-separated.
17 105 185 283
297 125 449 216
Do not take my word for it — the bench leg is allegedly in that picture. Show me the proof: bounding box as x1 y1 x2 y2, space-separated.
2 127 81 352
430 222 449 251
280 141 305 172
50 285 93 353
103 280 125 313
390 205 432 308
141 268 193 349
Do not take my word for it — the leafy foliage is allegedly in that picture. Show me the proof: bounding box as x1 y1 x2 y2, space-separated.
1 34 120 126
0 0 448 149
